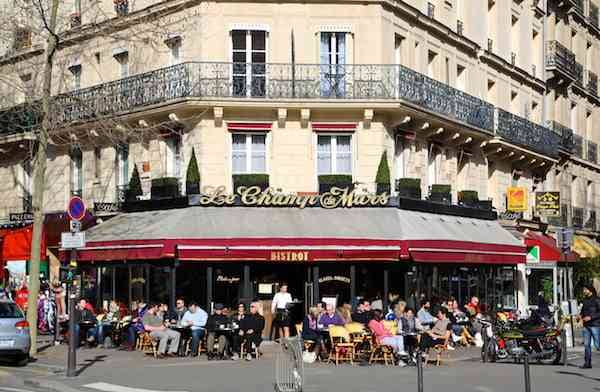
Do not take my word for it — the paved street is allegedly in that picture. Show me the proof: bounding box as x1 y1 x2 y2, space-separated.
1 342 599 392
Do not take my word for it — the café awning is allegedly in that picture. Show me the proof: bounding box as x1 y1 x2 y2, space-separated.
572 235 600 258
70 206 525 264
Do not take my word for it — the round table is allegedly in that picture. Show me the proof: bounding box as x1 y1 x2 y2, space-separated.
169 325 191 356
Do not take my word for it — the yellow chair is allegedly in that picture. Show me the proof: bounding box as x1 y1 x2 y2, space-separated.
328 325 354 365
369 335 394 366
137 332 158 358
426 336 450 367
382 320 398 335
345 322 367 360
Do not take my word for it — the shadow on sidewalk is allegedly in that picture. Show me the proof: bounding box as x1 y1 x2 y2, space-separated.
556 370 600 383
76 355 107 376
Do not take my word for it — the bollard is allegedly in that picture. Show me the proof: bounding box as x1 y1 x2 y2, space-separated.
561 329 568 367
523 355 531 392
66 295 77 377
416 352 424 392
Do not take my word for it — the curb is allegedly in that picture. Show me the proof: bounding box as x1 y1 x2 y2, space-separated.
25 377 84 392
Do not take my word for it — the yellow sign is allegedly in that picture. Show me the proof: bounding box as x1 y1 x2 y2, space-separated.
197 186 390 209
507 187 528 212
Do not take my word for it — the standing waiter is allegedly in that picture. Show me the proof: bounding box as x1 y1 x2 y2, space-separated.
271 283 293 340
579 285 600 369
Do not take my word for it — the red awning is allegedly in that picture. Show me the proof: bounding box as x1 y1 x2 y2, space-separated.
311 123 357 132
406 240 525 265
71 239 175 262
525 230 576 263
1 226 46 262
227 122 272 132
176 237 403 262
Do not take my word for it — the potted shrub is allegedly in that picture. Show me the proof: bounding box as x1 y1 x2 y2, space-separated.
375 151 391 194
186 148 201 195
125 164 142 202
395 178 421 199
151 177 180 199
318 174 353 194
458 190 478 207
429 184 451 204
232 174 269 194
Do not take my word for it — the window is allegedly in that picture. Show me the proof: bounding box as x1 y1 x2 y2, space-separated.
427 143 441 187
532 30 541 77
510 91 519 114
167 38 182 66
232 133 266 173
317 135 352 175
69 65 82 90
394 134 408 180
13 27 32 51
70 147 83 195
94 147 101 179
511 16 519 61
570 101 577 131
427 50 437 79
320 32 347 97
232 30 266 97
394 34 404 66
165 137 182 179
116 143 129 186
456 65 466 91
115 52 129 78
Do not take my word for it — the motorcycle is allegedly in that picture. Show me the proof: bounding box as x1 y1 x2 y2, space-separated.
481 312 563 365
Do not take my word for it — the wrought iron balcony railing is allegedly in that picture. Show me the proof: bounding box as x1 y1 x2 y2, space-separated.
116 185 129 203
587 70 598 96
573 134 584 159
546 41 577 80
22 193 32 213
585 209 598 231
496 109 561 158
573 206 585 228
587 140 598 164
547 121 575 152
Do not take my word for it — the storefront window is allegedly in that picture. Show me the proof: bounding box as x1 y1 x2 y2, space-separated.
149 266 171 305
213 265 242 309
80 267 97 306
528 268 554 306
319 263 351 306
130 266 147 304
176 264 207 307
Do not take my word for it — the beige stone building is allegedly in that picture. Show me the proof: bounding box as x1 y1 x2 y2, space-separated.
0 0 599 309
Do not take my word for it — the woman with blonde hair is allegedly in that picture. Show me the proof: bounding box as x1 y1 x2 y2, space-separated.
386 301 407 321
337 304 352 324
302 307 327 360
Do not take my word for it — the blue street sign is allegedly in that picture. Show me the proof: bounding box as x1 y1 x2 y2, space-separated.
67 196 86 221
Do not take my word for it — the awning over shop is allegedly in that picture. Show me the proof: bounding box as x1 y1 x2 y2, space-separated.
70 207 526 264
572 235 600 258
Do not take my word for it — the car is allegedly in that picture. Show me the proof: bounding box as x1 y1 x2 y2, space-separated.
0 299 30 366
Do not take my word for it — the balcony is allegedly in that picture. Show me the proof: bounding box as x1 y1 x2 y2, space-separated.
496 109 561 158
590 2 600 30
587 70 598 96
547 121 575 152
587 140 598 164
546 41 577 81
575 62 585 86
585 209 598 231
573 206 585 229
573 134 584 159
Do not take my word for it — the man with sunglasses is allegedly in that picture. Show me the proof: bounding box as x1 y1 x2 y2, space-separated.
238 302 265 361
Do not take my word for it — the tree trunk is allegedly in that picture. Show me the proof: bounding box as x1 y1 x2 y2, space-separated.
26 0 60 358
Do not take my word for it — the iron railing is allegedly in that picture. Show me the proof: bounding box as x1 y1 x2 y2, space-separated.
587 70 598 96
457 20 464 35
547 121 575 152
427 2 435 18
573 134 584 158
573 206 585 228
496 109 561 158
116 185 129 203
546 41 577 80
572 0 585 16
548 203 570 227
587 140 598 164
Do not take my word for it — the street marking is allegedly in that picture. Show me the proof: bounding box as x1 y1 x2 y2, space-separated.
0 388 35 392
83 383 188 392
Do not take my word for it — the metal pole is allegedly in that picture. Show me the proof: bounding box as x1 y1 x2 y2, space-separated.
66 293 77 377
416 351 424 392
523 355 531 392
561 328 568 367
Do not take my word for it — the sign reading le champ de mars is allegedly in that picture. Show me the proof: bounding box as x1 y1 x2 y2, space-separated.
193 186 390 209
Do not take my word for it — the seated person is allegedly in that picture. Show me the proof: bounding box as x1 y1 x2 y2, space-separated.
302 307 327 360
238 302 265 361
417 300 436 327
318 304 345 328
352 300 373 325
231 303 246 359
181 302 208 357
465 296 481 317
73 299 97 348
419 308 452 351
205 303 231 360
159 303 178 325
126 302 147 351
368 310 407 363
175 298 188 324
399 308 420 356
386 301 407 321
143 303 181 358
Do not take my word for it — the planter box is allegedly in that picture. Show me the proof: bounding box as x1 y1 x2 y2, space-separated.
318 175 353 194
151 177 180 199
186 182 200 195
429 192 452 204
376 183 391 194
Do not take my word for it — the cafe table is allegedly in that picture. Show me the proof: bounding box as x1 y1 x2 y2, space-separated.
169 323 191 356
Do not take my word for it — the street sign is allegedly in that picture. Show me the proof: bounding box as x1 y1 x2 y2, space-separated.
526 245 540 263
69 220 81 233
67 196 86 221
61 232 85 249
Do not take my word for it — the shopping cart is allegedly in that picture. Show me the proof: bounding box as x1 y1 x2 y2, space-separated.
274 336 304 392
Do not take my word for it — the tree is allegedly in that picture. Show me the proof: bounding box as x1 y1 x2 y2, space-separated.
127 164 142 201
186 147 200 194
375 151 390 193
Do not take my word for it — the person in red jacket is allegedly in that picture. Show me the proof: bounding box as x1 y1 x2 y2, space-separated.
15 284 28 312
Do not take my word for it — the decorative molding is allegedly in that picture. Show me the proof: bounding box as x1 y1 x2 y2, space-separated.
214 107 223 127
277 108 287 128
229 23 270 32
300 109 310 128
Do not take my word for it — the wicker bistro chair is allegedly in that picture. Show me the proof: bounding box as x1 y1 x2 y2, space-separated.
369 334 395 366
328 325 355 365
382 320 398 335
426 335 451 367
137 332 158 358
344 322 368 360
